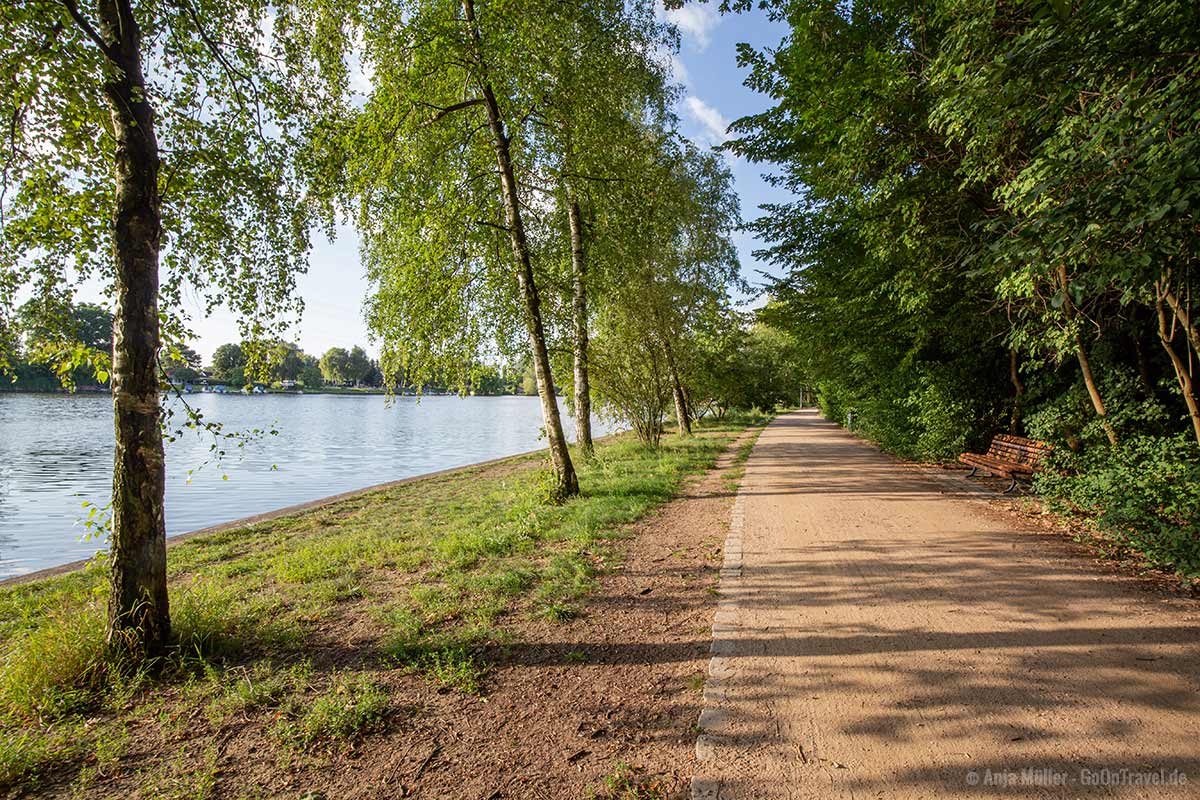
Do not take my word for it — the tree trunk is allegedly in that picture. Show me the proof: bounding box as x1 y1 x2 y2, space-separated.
662 337 690 437
1057 264 1117 446
1074 336 1118 446
1162 282 1200 360
98 0 169 654
568 197 593 459
1008 348 1025 434
463 0 578 498
1156 280 1200 447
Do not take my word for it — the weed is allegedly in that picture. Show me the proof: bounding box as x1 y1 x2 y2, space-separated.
221 660 310 714
135 743 222 800
286 675 389 746
589 762 669 799
384 617 492 695
416 647 487 695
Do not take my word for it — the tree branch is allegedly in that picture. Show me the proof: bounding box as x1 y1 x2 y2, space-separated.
59 0 117 59
171 0 267 140
418 98 485 129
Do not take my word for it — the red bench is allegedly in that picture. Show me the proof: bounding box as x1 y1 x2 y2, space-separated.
959 433 1052 493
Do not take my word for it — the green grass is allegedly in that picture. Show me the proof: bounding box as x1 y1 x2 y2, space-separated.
0 422 753 792
274 674 390 748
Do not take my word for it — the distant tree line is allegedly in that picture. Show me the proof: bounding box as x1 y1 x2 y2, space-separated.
1 301 115 392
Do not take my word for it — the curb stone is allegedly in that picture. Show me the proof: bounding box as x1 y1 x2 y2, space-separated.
691 455 750 800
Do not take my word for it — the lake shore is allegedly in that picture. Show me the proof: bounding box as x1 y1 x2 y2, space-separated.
0 414 767 796
0 443 553 589
0 393 603 577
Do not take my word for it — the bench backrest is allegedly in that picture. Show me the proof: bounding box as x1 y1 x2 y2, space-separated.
986 433 1052 466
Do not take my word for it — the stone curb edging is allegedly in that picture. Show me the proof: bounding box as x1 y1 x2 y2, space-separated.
691 445 750 800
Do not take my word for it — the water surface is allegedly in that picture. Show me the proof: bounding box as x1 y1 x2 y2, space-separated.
0 393 603 578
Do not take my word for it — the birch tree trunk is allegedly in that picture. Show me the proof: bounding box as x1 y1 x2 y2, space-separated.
98 0 170 653
1057 265 1117 446
663 337 690 437
568 198 593 458
1074 335 1118 446
463 0 578 498
1162 279 1200 361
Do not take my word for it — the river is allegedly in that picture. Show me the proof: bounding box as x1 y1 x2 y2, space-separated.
0 392 607 579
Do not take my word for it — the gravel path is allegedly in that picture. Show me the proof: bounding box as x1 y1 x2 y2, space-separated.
694 409 1200 799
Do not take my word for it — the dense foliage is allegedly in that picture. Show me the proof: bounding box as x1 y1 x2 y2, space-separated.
731 0 1200 573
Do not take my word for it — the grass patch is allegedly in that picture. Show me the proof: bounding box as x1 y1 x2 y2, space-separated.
277 675 389 747
0 425 751 792
413 647 487 695
0 727 79 789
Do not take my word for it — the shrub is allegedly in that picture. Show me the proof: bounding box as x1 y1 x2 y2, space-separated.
1035 433 1200 575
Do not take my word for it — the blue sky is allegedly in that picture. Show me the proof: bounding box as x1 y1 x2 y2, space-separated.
182 3 791 362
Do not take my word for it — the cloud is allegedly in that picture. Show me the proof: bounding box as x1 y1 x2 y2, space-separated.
657 2 720 51
684 95 731 145
668 51 690 86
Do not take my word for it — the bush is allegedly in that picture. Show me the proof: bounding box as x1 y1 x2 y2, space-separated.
1035 433 1200 575
818 366 988 462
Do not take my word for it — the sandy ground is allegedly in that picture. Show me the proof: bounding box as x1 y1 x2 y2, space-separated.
694 410 1200 799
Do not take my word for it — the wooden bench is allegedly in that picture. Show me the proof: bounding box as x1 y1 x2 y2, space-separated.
959 433 1052 493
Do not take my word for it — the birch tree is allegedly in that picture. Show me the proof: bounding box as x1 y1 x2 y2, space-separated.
1 0 324 654
338 0 680 498
534 1 674 457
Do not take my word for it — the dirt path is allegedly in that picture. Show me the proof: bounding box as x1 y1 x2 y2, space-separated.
693 410 1200 799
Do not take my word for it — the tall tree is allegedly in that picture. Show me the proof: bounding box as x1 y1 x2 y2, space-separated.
331 0 679 498
319 346 351 384
2 1 322 653
535 0 674 456
589 135 741 440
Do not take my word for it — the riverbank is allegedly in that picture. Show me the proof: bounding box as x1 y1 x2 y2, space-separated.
0 393 598 577
0 415 767 796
